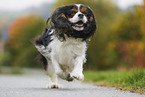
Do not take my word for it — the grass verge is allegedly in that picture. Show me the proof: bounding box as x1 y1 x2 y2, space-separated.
84 69 145 94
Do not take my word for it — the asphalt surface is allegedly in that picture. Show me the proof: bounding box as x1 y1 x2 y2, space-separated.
0 69 144 97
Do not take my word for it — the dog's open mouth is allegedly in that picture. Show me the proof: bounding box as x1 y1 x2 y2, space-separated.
72 21 84 31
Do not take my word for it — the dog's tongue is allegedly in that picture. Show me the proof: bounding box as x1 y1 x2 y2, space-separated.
75 24 83 26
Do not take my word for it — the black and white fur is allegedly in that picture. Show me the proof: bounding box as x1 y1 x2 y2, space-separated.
34 4 96 88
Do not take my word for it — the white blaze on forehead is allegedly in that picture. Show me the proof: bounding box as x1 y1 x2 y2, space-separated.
69 4 88 23
75 4 81 11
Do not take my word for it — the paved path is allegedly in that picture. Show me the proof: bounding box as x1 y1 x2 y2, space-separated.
0 70 144 97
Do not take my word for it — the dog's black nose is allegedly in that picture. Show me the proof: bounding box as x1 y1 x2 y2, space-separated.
78 14 84 18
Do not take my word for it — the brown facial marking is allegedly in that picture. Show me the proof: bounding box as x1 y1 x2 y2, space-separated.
80 7 86 12
61 13 66 18
90 16 93 21
72 8 78 12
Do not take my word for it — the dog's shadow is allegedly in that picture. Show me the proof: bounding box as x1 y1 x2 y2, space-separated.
25 87 97 92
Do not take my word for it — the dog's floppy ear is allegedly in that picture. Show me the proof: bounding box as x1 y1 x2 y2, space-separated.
83 7 97 40
50 6 73 38
47 6 67 24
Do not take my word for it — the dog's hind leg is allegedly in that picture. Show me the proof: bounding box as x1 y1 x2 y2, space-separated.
46 60 62 88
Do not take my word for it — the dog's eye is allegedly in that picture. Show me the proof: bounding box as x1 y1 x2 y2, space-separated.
71 11 76 14
82 11 87 15
68 11 76 18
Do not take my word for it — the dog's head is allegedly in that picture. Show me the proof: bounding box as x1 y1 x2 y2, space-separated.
49 4 97 40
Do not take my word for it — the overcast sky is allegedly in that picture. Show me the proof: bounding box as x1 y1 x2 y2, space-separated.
0 0 55 11
0 0 144 11
115 0 143 10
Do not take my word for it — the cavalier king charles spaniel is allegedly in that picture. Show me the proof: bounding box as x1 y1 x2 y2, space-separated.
34 4 97 88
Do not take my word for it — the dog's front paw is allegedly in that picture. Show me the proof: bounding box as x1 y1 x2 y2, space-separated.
70 72 84 81
46 83 63 89
66 74 74 81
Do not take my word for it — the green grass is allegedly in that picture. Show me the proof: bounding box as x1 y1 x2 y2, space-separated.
84 69 145 94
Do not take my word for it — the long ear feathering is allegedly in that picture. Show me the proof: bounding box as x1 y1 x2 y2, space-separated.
85 7 97 39
48 6 73 39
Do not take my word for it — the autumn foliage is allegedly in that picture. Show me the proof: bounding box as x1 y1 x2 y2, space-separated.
112 5 145 69
5 16 45 67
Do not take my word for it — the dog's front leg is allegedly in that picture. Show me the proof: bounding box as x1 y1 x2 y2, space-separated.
70 56 85 80
46 60 62 88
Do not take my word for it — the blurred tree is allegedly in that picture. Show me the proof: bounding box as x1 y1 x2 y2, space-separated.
0 32 1 40
54 0 119 70
114 11 143 41
112 5 145 68
4 16 45 68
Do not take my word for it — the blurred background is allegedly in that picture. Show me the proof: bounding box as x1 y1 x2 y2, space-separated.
0 0 145 72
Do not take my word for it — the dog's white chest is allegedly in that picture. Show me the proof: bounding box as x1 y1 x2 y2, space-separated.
49 38 86 66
